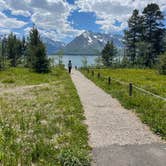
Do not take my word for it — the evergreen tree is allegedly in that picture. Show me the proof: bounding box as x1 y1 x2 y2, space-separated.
33 43 50 73
102 41 111 66
136 41 151 67
21 36 26 56
21 36 27 65
26 27 50 73
101 41 117 67
0 37 7 70
124 9 142 65
124 4 165 68
6 33 22 67
143 3 165 67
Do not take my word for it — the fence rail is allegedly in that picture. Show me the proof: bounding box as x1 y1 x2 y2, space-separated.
85 69 166 102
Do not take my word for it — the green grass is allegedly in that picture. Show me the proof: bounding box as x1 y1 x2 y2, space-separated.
81 68 166 140
0 67 61 87
93 69 166 98
0 67 90 165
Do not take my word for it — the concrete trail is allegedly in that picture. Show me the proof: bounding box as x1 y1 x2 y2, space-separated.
71 70 166 166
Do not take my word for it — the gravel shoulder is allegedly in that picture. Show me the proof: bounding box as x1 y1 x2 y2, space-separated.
71 70 166 166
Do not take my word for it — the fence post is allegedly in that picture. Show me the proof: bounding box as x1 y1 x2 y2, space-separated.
108 77 111 85
129 83 133 96
97 72 100 79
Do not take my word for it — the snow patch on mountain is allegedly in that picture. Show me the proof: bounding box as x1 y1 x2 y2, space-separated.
62 31 123 55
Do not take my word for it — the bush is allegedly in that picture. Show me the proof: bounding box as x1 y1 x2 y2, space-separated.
158 53 166 75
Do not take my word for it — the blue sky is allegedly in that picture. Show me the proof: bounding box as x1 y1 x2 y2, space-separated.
0 0 166 43
68 11 101 32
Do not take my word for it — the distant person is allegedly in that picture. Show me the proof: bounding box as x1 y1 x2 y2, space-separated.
68 60 72 74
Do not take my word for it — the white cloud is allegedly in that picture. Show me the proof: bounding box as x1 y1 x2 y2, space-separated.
76 0 166 33
30 0 80 40
11 10 31 17
0 12 27 29
24 26 83 42
0 0 165 41
5 0 29 11
0 0 82 41
0 28 11 35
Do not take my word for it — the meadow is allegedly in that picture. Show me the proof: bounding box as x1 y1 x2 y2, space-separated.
0 67 90 165
81 68 166 139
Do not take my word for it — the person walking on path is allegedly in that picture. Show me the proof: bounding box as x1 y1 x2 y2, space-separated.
68 60 72 74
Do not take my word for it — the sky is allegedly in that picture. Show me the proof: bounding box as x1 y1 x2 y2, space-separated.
0 0 166 43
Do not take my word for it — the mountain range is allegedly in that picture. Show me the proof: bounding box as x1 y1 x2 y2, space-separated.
42 37 65 55
43 31 123 55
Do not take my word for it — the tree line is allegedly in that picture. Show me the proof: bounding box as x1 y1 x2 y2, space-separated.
0 26 50 73
101 3 166 74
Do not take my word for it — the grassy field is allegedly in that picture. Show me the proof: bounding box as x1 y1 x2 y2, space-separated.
81 68 166 140
0 67 90 165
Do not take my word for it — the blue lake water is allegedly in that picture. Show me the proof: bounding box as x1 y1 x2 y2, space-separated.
48 55 98 68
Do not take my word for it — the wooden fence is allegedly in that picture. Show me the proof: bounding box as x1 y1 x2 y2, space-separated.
86 69 166 102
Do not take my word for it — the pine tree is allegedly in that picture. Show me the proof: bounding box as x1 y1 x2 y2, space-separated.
0 37 7 70
21 36 26 55
33 43 50 73
21 36 27 65
102 41 111 66
26 27 50 73
143 3 165 67
6 33 22 67
136 41 151 67
101 41 117 67
124 9 142 65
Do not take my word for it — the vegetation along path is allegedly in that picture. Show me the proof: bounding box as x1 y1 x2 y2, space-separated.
71 70 166 166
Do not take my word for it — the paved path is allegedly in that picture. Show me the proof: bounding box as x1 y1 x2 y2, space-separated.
71 70 166 166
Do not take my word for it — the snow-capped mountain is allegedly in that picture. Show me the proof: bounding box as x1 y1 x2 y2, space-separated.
62 31 123 55
42 37 65 55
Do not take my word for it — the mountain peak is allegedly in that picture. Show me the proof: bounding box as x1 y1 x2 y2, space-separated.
82 31 90 38
62 32 123 55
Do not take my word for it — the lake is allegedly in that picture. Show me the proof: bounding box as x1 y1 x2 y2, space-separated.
48 55 98 68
